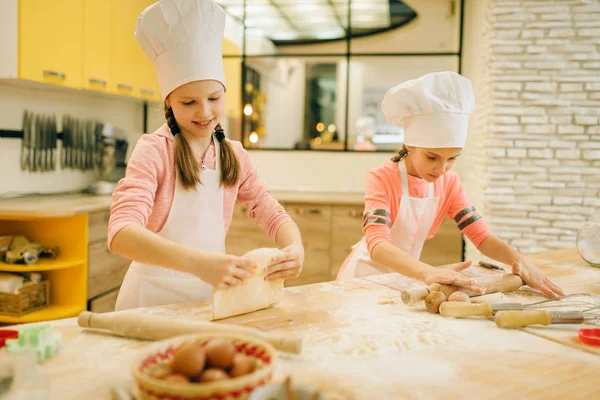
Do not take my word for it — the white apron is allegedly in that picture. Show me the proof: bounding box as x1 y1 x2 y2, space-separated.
337 159 439 280
115 138 225 310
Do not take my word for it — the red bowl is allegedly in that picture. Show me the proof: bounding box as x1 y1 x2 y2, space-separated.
0 330 19 348
578 328 600 347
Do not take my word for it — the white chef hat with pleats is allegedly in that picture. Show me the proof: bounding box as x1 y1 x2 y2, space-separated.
381 71 474 148
135 0 226 99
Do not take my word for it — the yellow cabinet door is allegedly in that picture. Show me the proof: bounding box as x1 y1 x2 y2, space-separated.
83 0 111 92
109 0 146 97
134 0 161 103
18 0 84 89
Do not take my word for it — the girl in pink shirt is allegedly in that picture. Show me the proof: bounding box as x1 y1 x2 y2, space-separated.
111 0 304 310
337 72 564 298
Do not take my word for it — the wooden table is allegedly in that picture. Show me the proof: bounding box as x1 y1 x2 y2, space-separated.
5 249 600 399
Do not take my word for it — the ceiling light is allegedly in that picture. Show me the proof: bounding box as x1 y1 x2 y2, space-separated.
249 132 259 144
269 31 298 41
244 104 253 116
315 29 345 40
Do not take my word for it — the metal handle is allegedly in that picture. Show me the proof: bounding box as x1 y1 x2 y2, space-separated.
296 208 321 216
117 83 133 91
43 70 66 79
89 78 107 86
348 209 359 218
140 88 154 95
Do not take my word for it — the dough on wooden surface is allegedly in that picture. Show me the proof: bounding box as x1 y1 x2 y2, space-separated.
211 248 284 320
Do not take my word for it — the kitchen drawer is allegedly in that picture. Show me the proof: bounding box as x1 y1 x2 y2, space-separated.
89 288 119 313
284 203 332 251
88 210 110 244
421 217 463 267
330 205 364 280
226 204 275 256
88 241 130 298
285 248 331 287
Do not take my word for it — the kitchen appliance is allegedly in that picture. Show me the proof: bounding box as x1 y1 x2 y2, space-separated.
86 123 128 195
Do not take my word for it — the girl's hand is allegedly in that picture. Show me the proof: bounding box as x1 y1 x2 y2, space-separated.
423 261 486 294
511 259 565 298
264 244 304 281
188 251 257 289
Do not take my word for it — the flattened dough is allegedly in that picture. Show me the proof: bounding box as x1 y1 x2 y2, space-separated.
211 247 284 320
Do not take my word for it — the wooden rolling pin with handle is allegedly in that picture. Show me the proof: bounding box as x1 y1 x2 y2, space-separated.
78 311 302 354
401 273 525 305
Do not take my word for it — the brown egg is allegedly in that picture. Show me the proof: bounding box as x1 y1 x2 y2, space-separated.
171 342 206 377
199 368 230 383
437 285 458 300
425 291 446 313
229 354 256 378
164 373 190 383
448 291 471 303
148 364 172 379
205 339 236 369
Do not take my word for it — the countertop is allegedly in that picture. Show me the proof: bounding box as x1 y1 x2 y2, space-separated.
6 249 600 399
0 190 365 218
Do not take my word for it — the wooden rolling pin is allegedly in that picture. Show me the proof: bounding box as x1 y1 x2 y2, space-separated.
401 273 524 305
440 302 496 318
77 311 302 354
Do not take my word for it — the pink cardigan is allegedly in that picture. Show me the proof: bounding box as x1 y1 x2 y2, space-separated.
108 124 291 251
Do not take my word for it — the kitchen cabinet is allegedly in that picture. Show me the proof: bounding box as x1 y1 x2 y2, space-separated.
0 213 88 324
109 0 145 99
0 0 166 103
82 0 111 92
86 210 129 312
18 0 84 89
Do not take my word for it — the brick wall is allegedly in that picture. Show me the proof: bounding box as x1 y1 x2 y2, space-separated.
462 0 600 260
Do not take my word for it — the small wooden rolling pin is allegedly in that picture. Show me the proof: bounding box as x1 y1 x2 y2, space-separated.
401 273 525 305
77 311 302 354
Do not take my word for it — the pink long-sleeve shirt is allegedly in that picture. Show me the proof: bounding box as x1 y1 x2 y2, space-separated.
108 124 292 251
363 160 492 257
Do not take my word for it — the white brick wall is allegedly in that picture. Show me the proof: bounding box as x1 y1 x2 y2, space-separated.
463 0 600 260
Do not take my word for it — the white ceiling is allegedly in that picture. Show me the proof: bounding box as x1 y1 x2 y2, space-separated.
215 0 414 44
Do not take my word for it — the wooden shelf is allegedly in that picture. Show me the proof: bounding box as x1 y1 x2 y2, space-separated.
0 304 85 325
0 258 85 272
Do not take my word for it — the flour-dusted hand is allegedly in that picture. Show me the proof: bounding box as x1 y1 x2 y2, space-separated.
186 251 257 289
423 261 486 294
264 243 304 281
511 258 565 298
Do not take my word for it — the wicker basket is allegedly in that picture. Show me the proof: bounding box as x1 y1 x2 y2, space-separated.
0 280 50 316
133 333 276 400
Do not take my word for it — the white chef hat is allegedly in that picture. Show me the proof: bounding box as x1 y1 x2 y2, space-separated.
381 71 474 148
135 0 226 100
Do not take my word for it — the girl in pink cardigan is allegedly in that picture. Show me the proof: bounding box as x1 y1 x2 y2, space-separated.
110 0 303 310
337 72 564 298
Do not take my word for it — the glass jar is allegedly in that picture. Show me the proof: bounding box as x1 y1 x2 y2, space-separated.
576 215 600 268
